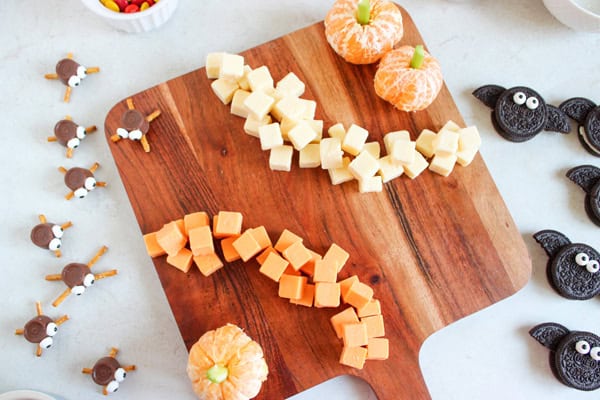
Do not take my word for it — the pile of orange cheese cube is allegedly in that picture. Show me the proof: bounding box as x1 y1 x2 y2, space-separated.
142 210 388 369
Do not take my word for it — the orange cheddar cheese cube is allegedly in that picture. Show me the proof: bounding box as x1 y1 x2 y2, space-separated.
156 221 188 256
324 243 349 272
213 211 243 238
361 314 385 338
366 337 389 360
194 252 224 277
188 225 214 257
314 282 340 308
339 275 359 303
183 211 210 235
313 258 338 283
274 229 303 252
342 322 368 347
143 231 166 258
284 264 302 276
166 247 194 273
330 307 360 338
357 299 381 318
259 252 289 282
282 240 312 271
250 226 272 250
339 346 367 370
278 274 307 299
345 281 373 309
220 236 241 262
174 219 185 236
299 249 321 277
232 230 262 262
256 246 277 265
290 283 314 307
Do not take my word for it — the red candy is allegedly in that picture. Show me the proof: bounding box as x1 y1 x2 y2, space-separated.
130 0 144 5
124 4 140 12
113 0 128 11
100 0 157 13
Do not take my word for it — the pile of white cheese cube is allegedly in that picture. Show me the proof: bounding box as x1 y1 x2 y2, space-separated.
207 52 481 193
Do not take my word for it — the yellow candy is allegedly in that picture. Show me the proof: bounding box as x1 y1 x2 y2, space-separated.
140 2 150 10
102 0 120 12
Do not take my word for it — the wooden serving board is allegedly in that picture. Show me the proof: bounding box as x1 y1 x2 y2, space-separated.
105 6 531 399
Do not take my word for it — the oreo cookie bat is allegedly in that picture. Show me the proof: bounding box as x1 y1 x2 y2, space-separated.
560 97 600 157
473 85 570 142
530 322 600 391
533 230 599 300
566 165 600 227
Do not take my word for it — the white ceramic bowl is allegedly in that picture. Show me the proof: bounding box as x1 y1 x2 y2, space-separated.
81 0 179 33
543 0 600 32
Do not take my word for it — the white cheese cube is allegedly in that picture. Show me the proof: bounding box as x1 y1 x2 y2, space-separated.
243 91 275 120
363 141 381 159
247 65 274 92
358 175 383 193
244 114 272 138
342 124 369 156
269 145 294 172
306 119 324 143
429 153 458 177
299 143 321 168
403 150 429 179
237 65 253 91
456 146 479 166
328 157 354 185
272 96 305 121
391 140 416 164
230 89 251 118
211 78 239 105
458 126 482 151
320 137 344 170
299 99 317 120
348 150 379 180
433 129 459 156
280 116 299 140
441 120 461 132
288 120 317 151
219 53 245 80
378 155 404 183
383 130 411 154
328 123 346 140
415 129 437 158
206 52 224 79
259 123 284 150
276 72 305 98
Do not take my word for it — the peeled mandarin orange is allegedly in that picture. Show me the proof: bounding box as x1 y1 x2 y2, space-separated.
324 0 403 65
374 45 443 112
187 324 269 400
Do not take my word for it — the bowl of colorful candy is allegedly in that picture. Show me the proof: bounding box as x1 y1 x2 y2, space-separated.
543 0 600 32
81 0 178 33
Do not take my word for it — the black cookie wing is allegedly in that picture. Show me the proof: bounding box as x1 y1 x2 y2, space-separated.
533 230 571 258
473 85 506 109
566 165 600 194
529 322 570 350
545 104 571 133
559 97 596 124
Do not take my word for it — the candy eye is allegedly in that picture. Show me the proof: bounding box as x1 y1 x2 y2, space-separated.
67 138 80 149
76 126 86 139
51 224 64 239
40 336 53 349
67 75 81 88
575 253 590 266
46 322 58 337
48 238 62 251
76 65 87 79
513 92 526 105
587 260 600 274
114 368 126 382
591 347 600 361
71 285 85 296
74 188 88 198
84 177 97 191
526 96 539 110
106 381 119 393
83 273 95 287
576 340 591 354
116 128 129 139
129 129 142 141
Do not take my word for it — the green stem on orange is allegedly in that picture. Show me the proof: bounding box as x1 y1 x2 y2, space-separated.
206 364 228 384
410 45 425 69
357 0 371 25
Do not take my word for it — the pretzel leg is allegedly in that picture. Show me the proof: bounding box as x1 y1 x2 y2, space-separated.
66 148 73 158
96 181 107 188
52 288 71 307
89 162 100 173
61 221 73 230
102 386 109 396
110 134 122 143
86 66 100 74
82 367 93 374
94 269 118 280
63 87 72 103
67 52 73 59
109 347 119 357
123 365 136 372
44 73 58 80
15 328 24 335
55 315 69 325
65 115 72 121
54 249 62 258
36 346 43 357
146 110 161 122
36 301 43 316
45 274 63 281
47 136 57 142
140 135 150 153
88 245 108 268
58 166 67 174
39 214 47 223
86 125 97 133
126 98 135 110
65 192 74 201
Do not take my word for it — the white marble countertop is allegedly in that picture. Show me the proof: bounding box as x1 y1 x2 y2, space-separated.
1 0 599 399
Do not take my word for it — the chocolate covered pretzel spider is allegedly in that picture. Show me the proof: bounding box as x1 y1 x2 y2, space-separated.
44 53 99 102
15 301 68 356
30 214 73 257
110 97 161 153
48 115 97 158
58 162 107 200
83 347 136 395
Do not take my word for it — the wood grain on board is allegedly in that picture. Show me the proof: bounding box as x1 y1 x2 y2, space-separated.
104 5 531 399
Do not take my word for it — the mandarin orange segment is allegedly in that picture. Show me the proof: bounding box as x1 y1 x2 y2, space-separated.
325 0 403 64
374 45 444 112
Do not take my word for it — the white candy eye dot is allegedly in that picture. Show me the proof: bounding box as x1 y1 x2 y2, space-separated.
106 381 119 393
48 238 62 251
71 285 85 296
67 138 80 149
76 126 86 139
526 96 539 110
83 273 95 287
116 128 129 139
51 225 64 239
46 322 58 337
114 368 126 382
40 336 53 349
84 177 97 191
576 253 590 266
68 75 81 88
513 92 526 105
576 340 591 354
591 347 600 361
587 260 600 274
74 188 88 199
77 65 87 79
129 129 142 141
